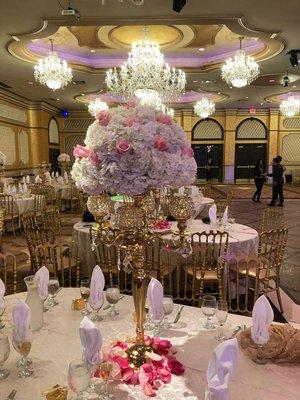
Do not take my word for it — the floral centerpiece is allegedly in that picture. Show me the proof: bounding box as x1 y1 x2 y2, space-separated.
57 153 70 163
71 103 196 195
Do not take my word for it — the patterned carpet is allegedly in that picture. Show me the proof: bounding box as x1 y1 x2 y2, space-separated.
213 183 300 199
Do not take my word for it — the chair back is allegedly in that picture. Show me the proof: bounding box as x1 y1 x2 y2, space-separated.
261 208 284 232
258 227 288 271
197 185 212 198
0 194 14 216
24 226 55 271
0 252 18 294
34 193 45 214
41 205 61 236
214 192 232 215
22 212 40 231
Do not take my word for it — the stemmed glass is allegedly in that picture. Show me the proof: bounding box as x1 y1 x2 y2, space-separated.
201 295 217 330
0 332 10 379
163 295 174 329
0 301 5 330
46 277 60 307
12 333 33 377
95 362 114 400
80 278 91 316
68 359 91 400
149 310 165 336
215 300 228 341
89 295 104 322
105 286 120 317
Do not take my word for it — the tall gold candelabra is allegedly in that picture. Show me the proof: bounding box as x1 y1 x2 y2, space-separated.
87 189 194 367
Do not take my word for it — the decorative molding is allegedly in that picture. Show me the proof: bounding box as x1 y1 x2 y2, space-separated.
49 117 59 144
283 117 300 130
64 134 85 164
62 119 93 132
282 133 300 162
236 118 268 140
0 103 27 123
192 118 224 141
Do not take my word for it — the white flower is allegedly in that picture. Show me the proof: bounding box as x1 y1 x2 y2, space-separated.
57 153 70 163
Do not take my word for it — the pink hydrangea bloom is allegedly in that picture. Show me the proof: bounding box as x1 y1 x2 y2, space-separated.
182 146 194 157
89 150 101 166
126 100 137 109
154 136 169 151
157 114 172 125
96 110 110 126
73 145 91 158
124 116 137 127
116 140 131 154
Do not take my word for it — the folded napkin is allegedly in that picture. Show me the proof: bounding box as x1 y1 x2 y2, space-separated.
11 185 17 195
35 266 49 300
21 176 26 184
12 300 31 343
57 176 64 184
221 206 228 226
35 175 41 183
51 171 55 179
79 316 102 366
18 182 23 193
251 295 274 344
25 175 30 184
209 204 217 226
205 338 239 400
191 185 199 197
23 182 28 193
89 265 105 310
0 278 5 308
147 277 164 322
55 172 59 178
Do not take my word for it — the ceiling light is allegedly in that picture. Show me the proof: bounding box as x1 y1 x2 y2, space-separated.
28 81 34 85
198 48 205 51
217 92 221 95
280 96 300 117
34 39 72 91
81 93 85 96
11 35 20 41
194 97 215 119
221 37 259 88
293 85 296 88
105 27 186 101
260 102 264 105
88 99 109 116
269 79 275 83
193 80 198 83
270 33 278 39
56 98 60 101
90 49 96 53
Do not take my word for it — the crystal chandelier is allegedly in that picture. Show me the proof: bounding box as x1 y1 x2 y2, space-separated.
138 90 174 117
194 98 215 119
280 96 300 117
88 99 109 116
34 39 73 91
162 105 175 118
105 28 186 101
221 37 259 88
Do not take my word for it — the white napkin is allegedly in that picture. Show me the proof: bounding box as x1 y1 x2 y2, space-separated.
35 175 40 183
57 176 64 184
0 278 5 308
205 338 239 400
22 176 26 184
12 300 31 343
89 265 105 310
79 316 102 366
221 206 228 226
51 172 55 179
191 185 199 196
25 175 30 184
18 182 22 193
35 266 49 300
147 277 164 322
11 185 17 195
209 204 217 226
251 295 274 344
55 172 59 178
23 183 28 193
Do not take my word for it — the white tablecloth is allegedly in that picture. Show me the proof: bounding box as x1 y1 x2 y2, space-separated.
13 196 35 216
73 221 95 276
192 196 214 218
1 288 299 400
51 183 71 200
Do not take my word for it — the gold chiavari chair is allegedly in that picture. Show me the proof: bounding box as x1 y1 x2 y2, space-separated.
55 188 62 211
0 252 31 294
0 207 4 251
214 191 233 215
197 185 212 198
22 211 42 231
24 226 55 272
78 191 88 214
34 193 45 216
0 194 19 236
69 182 80 212
41 205 61 236
261 207 285 232
34 242 81 287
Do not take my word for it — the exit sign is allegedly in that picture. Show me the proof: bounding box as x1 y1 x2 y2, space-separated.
249 108 256 114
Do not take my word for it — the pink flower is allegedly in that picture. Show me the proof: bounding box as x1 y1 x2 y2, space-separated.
124 116 137 127
182 146 194 157
154 136 169 152
167 359 185 375
139 368 156 397
152 338 172 356
116 140 131 154
157 115 172 125
73 145 91 159
126 100 137 109
159 367 171 383
122 367 139 385
96 110 110 126
113 355 129 370
113 341 128 350
89 150 101 166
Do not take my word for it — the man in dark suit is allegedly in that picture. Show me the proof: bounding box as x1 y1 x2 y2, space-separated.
268 155 285 207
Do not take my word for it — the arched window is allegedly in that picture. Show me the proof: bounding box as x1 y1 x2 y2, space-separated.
192 118 223 141
236 118 267 140
48 117 59 144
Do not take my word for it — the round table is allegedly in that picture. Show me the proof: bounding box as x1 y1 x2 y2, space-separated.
192 196 214 218
1 288 299 400
51 183 71 200
13 196 35 216
73 221 95 276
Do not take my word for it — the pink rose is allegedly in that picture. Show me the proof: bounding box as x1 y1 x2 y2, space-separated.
96 110 110 126
89 150 101 166
122 367 139 385
167 359 185 375
113 355 129 370
157 115 172 125
159 367 171 383
124 116 137 127
73 145 91 159
126 100 137 109
139 368 156 397
182 146 194 157
154 136 169 152
116 140 131 154
113 341 128 350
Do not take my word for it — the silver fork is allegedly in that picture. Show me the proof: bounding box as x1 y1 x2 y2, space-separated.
5 389 17 400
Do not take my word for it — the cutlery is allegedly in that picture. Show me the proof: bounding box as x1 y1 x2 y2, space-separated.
5 389 17 400
173 305 184 323
103 295 125 310
227 325 242 339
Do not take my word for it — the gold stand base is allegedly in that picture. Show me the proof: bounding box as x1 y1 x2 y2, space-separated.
126 344 152 368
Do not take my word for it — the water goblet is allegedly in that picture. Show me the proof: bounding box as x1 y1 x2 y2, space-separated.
68 359 91 400
201 295 217 330
80 278 91 316
95 362 114 400
149 310 165 336
89 295 104 322
12 333 33 377
0 302 5 330
163 295 174 329
105 286 120 317
0 332 10 379
215 300 228 341
46 277 60 307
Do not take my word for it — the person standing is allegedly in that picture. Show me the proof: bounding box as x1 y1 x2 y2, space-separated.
252 159 266 203
268 155 285 207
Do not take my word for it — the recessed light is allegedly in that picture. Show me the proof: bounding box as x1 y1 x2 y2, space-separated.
229 86 233 89
56 98 60 101
198 48 205 51
193 80 198 83
205 80 210 83
270 33 277 39
217 92 221 95
81 93 85 96
260 102 264 105
90 49 96 53
245 96 249 99
28 81 34 85
293 85 296 88
11 35 20 41
269 79 275 83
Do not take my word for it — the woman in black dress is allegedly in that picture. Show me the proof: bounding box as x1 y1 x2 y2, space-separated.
252 159 266 203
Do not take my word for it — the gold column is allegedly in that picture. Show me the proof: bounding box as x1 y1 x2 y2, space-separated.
268 110 280 170
224 109 237 183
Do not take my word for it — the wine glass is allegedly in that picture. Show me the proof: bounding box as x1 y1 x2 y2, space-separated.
201 295 217 330
215 300 228 341
149 309 165 336
68 359 91 400
95 362 114 400
105 286 120 317
80 278 91 316
0 301 5 330
89 294 104 322
12 332 33 377
162 295 174 329
0 332 10 379
46 277 60 307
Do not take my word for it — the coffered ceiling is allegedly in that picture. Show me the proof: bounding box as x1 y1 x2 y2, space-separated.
1 0 300 111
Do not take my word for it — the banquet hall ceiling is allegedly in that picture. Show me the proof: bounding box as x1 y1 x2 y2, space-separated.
1 0 300 111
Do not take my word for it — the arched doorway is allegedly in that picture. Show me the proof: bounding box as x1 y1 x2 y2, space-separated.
191 118 224 182
235 118 268 181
